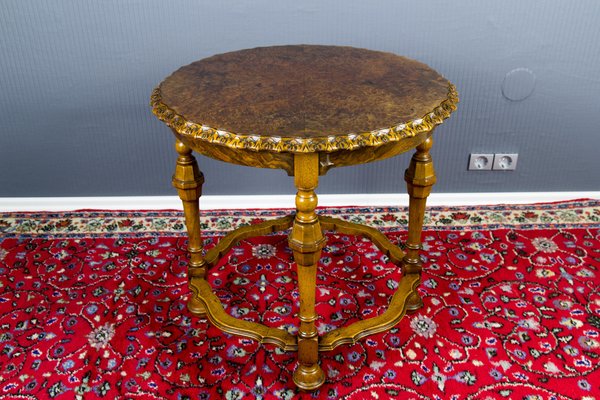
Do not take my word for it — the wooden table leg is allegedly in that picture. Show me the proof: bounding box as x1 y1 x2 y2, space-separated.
172 140 207 317
402 137 436 312
288 153 326 391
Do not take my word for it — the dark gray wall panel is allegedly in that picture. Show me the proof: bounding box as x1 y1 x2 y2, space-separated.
1 1 599 197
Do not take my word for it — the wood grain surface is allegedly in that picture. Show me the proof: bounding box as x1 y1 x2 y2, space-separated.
158 45 450 138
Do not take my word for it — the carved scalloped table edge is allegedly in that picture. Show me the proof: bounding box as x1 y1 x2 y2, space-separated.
151 83 458 153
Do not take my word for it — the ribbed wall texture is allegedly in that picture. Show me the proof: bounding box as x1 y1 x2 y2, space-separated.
1 1 599 196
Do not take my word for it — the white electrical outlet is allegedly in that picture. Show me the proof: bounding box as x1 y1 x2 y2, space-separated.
468 154 494 170
493 153 518 171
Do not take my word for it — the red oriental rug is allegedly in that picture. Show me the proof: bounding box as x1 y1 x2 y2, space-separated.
0 199 599 399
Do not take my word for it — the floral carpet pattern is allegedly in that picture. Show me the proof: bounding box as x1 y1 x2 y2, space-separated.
0 200 599 399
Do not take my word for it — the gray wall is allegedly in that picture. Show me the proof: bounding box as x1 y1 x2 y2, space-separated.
1 1 599 197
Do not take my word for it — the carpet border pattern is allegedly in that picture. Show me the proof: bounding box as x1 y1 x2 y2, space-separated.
0 199 598 239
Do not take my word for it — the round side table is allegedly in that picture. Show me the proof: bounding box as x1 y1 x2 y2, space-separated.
151 45 458 391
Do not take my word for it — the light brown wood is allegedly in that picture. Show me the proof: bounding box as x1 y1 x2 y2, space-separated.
187 214 414 353
174 131 295 176
202 215 295 267
320 273 420 350
318 132 429 175
153 45 457 392
318 215 415 350
188 216 298 351
288 153 326 391
402 136 436 311
319 216 405 265
190 278 297 350
172 140 207 317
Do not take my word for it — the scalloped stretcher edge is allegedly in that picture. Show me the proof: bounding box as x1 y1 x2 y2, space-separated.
150 84 458 153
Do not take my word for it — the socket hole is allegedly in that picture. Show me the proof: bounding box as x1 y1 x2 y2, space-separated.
474 156 490 169
498 156 513 169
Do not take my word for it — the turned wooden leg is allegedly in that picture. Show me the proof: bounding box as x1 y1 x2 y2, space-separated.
172 140 207 317
402 137 436 312
288 153 326 391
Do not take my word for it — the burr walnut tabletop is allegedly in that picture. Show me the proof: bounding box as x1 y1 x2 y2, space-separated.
151 45 458 392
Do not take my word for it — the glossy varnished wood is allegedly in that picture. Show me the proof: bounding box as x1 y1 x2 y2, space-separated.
202 215 295 267
159 45 451 139
153 45 457 392
320 273 420 350
171 140 207 317
174 131 295 176
188 214 416 353
190 278 297 350
318 132 430 175
288 153 326 390
402 137 436 311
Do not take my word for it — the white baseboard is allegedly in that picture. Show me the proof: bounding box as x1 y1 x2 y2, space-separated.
0 192 598 212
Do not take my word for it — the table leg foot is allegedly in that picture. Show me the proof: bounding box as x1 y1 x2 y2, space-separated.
293 363 326 392
187 296 207 317
406 290 424 313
